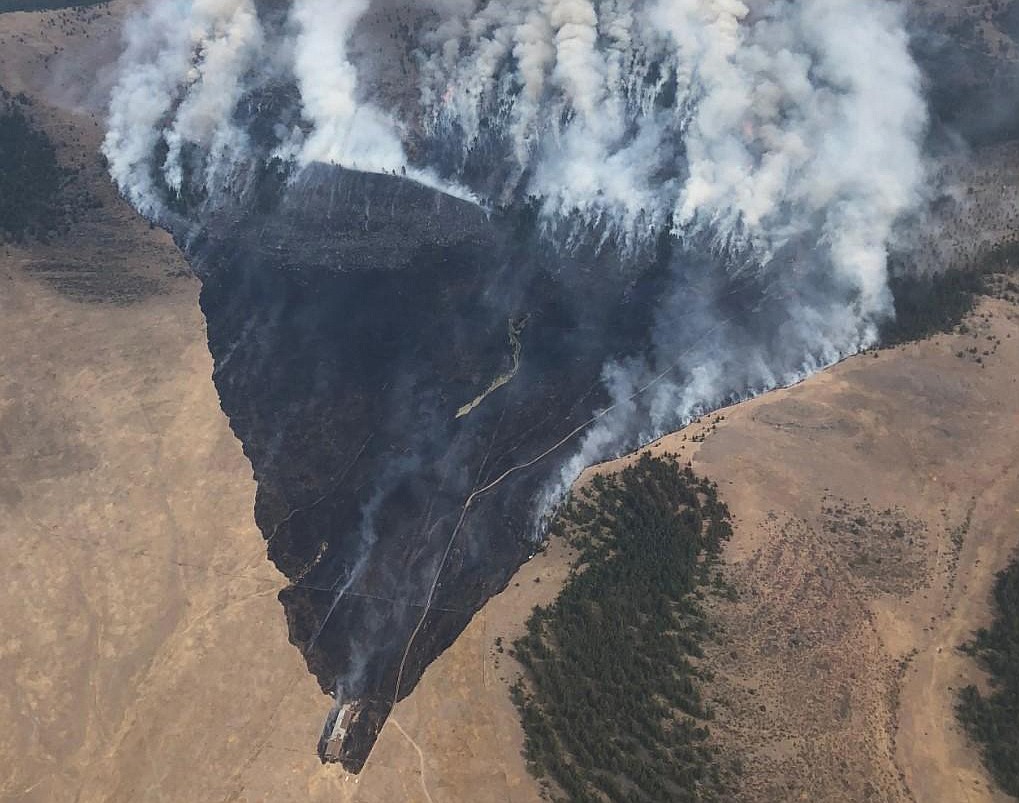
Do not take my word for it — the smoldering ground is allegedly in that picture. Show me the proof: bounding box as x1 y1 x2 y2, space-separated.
97 0 991 769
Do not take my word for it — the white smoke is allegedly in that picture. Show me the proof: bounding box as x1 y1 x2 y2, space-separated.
417 0 926 316
537 276 879 519
103 0 928 500
102 0 269 216
166 0 265 192
105 1 925 311
103 4 199 216
289 0 407 173
665 0 927 315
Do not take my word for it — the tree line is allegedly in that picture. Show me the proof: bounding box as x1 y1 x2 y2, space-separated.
511 453 734 802
0 1 106 13
957 554 1019 797
881 243 1019 346
0 90 68 242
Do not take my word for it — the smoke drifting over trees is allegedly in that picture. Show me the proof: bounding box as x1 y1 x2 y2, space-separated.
106 0 924 310
103 0 932 485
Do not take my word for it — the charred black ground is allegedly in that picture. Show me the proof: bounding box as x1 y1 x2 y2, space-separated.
147 1 1019 773
185 165 695 768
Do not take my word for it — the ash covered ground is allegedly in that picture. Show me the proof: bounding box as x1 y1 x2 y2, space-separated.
92 0 1019 769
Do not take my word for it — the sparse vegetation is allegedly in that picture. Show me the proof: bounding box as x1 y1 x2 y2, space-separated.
511 454 733 802
0 0 106 12
957 556 1019 798
820 498 929 594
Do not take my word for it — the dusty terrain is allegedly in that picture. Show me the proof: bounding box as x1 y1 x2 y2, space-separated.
575 297 1019 803
4 4 1019 803
0 6 556 802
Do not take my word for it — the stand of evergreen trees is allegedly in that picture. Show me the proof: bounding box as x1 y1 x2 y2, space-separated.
511 454 733 802
957 556 1019 797
880 266 984 346
881 245 1019 346
0 1 106 12
0 92 66 242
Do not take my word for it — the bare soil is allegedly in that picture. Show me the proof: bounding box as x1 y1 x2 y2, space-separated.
4 5 1019 802
587 298 1019 803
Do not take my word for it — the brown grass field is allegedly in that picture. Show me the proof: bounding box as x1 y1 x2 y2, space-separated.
3 3 1019 801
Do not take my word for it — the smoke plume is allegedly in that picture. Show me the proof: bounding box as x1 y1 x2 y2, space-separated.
103 0 928 504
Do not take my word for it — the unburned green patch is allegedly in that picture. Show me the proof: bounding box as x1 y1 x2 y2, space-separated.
512 454 734 802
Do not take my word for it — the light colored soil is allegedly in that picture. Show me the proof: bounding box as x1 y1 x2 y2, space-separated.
5 6 1019 803
0 263 317 803
587 297 1019 803
0 8 566 801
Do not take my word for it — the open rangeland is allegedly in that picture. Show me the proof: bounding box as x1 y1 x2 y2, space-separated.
3 5 1019 802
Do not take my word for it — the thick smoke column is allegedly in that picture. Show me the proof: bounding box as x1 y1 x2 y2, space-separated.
416 0 926 316
289 0 407 172
105 0 925 321
104 0 266 216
